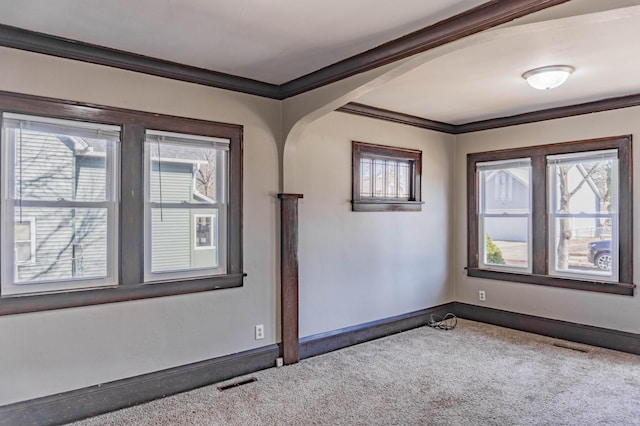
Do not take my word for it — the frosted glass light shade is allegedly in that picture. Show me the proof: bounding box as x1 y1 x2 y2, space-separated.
522 65 574 90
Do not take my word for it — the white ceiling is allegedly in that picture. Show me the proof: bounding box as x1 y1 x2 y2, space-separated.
0 0 486 84
355 1 640 124
1 0 640 125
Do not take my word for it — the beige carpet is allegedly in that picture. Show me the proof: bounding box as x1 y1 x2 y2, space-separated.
71 319 640 425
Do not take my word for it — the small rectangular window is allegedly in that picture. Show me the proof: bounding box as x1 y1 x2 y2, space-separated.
352 141 423 211
1 113 120 296
144 130 229 281
15 218 36 264
195 214 215 249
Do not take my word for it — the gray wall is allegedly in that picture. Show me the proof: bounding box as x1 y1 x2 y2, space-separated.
296 112 455 337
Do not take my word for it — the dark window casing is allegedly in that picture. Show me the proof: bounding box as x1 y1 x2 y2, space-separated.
0 90 244 315
352 141 423 212
467 135 633 296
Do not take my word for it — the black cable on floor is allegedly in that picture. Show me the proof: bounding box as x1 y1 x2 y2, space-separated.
427 313 457 330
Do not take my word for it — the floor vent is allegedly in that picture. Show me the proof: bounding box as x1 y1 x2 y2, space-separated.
218 377 258 391
552 342 590 353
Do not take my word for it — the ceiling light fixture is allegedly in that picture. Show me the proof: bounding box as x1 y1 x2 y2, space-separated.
522 65 574 90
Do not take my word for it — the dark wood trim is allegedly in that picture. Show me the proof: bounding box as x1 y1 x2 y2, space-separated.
0 91 243 135
531 154 548 275
466 268 634 296
0 1 567 100
0 24 281 99
352 141 422 212
228 129 244 276
278 193 303 364
337 103 457 134
456 93 640 133
352 200 424 212
453 302 640 355
617 138 633 284
466 135 634 296
341 94 640 135
281 0 569 98
300 303 455 359
0 90 245 315
0 274 246 316
120 124 145 285
0 344 279 426
467 153 479 268
467 134 632 161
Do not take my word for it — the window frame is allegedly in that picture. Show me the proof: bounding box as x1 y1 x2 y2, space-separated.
467 135 633 296
0 90 244 316
352 141 423 212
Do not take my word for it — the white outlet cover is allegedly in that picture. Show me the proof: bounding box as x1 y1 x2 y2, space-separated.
255 325 264 339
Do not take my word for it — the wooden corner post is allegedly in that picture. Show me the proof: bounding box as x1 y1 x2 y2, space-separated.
277 193 303 365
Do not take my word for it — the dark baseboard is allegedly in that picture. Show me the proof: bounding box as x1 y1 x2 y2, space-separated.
453 302 640 355
299 302 455 359
0 344 279 426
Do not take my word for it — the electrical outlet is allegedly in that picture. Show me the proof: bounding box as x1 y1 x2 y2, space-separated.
479 290 486 301
255 324 264 340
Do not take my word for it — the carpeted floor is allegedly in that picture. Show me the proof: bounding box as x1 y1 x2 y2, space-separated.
71 319 640 425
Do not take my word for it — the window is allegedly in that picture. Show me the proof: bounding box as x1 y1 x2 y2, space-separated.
477 159 531 272
1 113 119 296
467 136 633 295
195 215 215 249
0 91 243 316
144 130 228 281
352 141 423 211
547 150 619 281
15 218 36 264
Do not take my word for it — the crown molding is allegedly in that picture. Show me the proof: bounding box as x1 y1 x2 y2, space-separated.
0 0 568 100
338 94 640 134
0 24 282 99
456 93 640 133
337 103 457 134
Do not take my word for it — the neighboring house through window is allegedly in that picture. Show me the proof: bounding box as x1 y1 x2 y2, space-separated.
1 113 119 296
477 158 532 272
467 135 633 295
144 130 228 281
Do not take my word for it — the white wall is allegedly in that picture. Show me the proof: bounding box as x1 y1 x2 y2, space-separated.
0 47 280 405
454 107 640 334
296 112 455 337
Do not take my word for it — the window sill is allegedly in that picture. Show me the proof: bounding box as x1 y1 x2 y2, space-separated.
352 200 424 212
466 268 634 296
0 273 246 316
